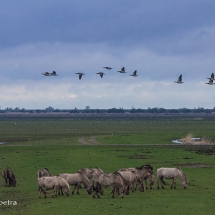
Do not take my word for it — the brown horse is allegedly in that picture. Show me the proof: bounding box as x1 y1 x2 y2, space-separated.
2 167 17 187
117 170 144 193
79 167 104 180
92 171 129 198
38 176 70 198
58 171 93 195
119 165 154 191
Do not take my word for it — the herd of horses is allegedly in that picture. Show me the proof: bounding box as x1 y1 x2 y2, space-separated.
1 165 188 198
36 165 187 198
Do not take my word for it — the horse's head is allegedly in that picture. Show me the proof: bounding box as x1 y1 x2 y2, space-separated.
12 179 17 187
64 188 70 196
87 186 92 195
182 180 187 189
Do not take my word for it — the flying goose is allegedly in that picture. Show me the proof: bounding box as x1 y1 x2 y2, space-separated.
207 73 215 80
75 72 85 80
205 79 215 85
103 67 112 70
174 74 184 84
96 72 105 78
117 67 126 73
130 70 138 77
51 71 58 76
42 72 51 76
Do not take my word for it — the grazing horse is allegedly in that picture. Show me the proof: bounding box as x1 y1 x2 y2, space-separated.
143 173 154 189
119 165 154 191
2 167 17 187
157 167 187 189
117 170 144 193
92 171 129 198
38 176 70 198
58 171 92 195
37 168 52 178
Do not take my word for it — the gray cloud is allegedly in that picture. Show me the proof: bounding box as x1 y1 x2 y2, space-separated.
1 0 215 109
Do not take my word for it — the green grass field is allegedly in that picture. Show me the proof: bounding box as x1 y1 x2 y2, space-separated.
0 116 215 215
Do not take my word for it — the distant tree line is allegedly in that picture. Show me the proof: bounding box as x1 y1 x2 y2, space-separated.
1 106 215 114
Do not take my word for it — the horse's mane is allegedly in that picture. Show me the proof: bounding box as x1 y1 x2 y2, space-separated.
175 166 187 181
44 168 52 175
136 164 153 170
94 167 104 172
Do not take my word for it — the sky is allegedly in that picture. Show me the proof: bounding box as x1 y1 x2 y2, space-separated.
1 0 215 110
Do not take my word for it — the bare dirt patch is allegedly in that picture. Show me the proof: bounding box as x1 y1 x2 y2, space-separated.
180 133 215 145
88 137 100 144
78 138 89 145
78 137 101 145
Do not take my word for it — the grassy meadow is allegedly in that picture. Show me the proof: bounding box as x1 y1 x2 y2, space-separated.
0 115 215 215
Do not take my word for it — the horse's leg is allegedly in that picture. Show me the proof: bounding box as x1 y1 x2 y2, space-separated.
171 178 175 189
134 182 137 191
38 187 42 198
145 179 148 189
157 179 160 189
4 178 8 187
8 178 12 187
76 183 81 195
111 186 115 198
71 185 77 195
173 178 177 189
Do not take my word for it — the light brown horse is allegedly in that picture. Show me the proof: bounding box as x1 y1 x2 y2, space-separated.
157 167 187 189
37 168 52 178
58 171 92 195
79 167 104 180
143 173 154 189
38 176 70 198
2 167 17 187
119 165 154 191
117 170 144 193
92 171 129 198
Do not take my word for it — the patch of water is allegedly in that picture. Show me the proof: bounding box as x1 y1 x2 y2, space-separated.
0 142 6 145
172 138 201 144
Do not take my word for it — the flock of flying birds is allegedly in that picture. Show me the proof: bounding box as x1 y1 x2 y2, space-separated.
42 67 215 85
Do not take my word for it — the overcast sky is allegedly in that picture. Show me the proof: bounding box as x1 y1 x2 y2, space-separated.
1 0 215 109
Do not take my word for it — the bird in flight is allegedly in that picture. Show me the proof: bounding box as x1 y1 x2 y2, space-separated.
117 67 126 73
174 74 184 84
103 67 112 70
130 70 138 77
42 72 51 76
207 73 215 81
205 79 215 85
75 72 85 80
96 72 105 78
50 71 58 76
42 71 58 76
